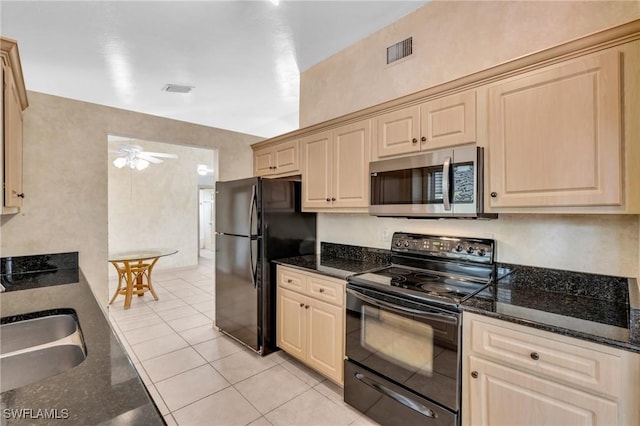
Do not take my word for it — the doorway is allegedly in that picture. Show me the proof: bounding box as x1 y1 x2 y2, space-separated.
199 187 215 260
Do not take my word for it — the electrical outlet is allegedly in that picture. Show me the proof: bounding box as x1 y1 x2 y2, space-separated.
380 229 391 242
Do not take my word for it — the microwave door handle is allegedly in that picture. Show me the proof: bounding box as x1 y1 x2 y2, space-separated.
442 156 452 211
346 288 458 325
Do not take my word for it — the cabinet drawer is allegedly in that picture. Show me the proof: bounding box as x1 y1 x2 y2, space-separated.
278 267 306 293
307 275 344 307
468 314 622 398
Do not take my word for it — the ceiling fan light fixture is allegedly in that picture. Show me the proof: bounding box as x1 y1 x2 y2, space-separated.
113 157 127 168
134 159 150 170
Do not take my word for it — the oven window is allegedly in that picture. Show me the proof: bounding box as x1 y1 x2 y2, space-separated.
361 305 435 376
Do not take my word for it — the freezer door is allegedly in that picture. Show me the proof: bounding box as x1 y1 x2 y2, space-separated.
215 177 259 236
215 233 261 352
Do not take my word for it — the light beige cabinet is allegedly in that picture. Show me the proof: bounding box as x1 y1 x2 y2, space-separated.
253 139 299 177
375 90 476 158
1 37 28 214
462 312 640 426
276 265 345 384
487 49 623 210
301 119 370 211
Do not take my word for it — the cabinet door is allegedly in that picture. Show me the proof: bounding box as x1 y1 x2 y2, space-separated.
306 297 344 384
376 105 420 158
468 356 618 426
273 139 299 175
332 120 371 208
277 287 306 361
3 63 23 209
421 90 476 150
301 130 332 209
253 146 273 176
488 50 621 208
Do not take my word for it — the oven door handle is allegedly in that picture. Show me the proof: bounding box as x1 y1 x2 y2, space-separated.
346 288 458 325
354 371 437 419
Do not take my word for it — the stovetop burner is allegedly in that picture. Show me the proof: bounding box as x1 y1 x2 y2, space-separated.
347 232 496 308
386 267 413 276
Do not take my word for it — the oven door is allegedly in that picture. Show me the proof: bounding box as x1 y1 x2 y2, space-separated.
345 285 460 414
369 146 483 217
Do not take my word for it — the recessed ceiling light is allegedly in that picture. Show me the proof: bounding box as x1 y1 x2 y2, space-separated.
162 84 194 93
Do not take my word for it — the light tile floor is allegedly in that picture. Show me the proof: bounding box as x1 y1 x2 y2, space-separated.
108 255 376 426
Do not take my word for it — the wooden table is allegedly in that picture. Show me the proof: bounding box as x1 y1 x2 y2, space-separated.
108 248 177 309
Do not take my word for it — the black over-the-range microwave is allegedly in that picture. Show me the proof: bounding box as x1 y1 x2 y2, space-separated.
368 146 496 219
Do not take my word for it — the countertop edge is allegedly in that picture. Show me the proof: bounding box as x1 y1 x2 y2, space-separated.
461 305 640 354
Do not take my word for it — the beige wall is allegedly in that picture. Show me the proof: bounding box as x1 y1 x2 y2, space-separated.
0 91 262 305
319 214 639 278
301 1 640 278
300 1 640 127
108 139 216 272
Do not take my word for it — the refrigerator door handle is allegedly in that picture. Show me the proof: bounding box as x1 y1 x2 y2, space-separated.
249 184 258 288
249 184 256 235
251 238 259 289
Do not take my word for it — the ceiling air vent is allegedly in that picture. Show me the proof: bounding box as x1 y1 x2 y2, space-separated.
162 84 194 93
386 37 413 64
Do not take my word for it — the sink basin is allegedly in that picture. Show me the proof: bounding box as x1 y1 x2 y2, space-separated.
0 313 86 392
1 314 79 353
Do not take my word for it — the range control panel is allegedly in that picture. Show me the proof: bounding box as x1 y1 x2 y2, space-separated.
391 232 495 264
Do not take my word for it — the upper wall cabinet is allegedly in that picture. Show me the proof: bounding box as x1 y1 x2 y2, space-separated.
301 119 371 212
1 37 28 215
253 139 300 177
487 48 630 212
375 90 476 159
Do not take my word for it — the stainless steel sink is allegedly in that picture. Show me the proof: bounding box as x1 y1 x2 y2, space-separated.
0 313 86 392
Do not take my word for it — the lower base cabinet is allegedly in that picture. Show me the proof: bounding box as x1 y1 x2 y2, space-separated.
276 266 345 384
462 312 640 426
468 356 619 425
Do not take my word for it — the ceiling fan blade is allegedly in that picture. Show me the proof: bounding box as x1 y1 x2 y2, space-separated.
137 153 163 163
142 151 178 159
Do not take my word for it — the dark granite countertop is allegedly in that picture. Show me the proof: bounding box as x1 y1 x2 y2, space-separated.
0 261 164 424
276 243 640 354
273 242 391 280
462 263 640 354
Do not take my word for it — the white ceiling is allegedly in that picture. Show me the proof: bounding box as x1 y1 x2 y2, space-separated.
1 1 427 138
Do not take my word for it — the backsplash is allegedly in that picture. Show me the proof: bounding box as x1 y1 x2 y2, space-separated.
0 252 79 293
321 241 390 264
318 213 639 278
1 252 78 275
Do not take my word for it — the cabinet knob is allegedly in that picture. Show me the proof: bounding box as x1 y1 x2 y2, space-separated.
421 136 427 142
331 197 336 202
305 305 310 309
16 193 25 198
299 302 304 307
319 288 325 293
471 371 479 379
490 192 498 198
530 352 540 361
412 138 418 144
326 198 331 202
287 279 292 283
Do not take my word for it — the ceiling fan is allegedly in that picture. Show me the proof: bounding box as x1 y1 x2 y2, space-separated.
110 144 178 170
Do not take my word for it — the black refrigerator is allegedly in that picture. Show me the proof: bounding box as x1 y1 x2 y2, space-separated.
215 177 316 355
